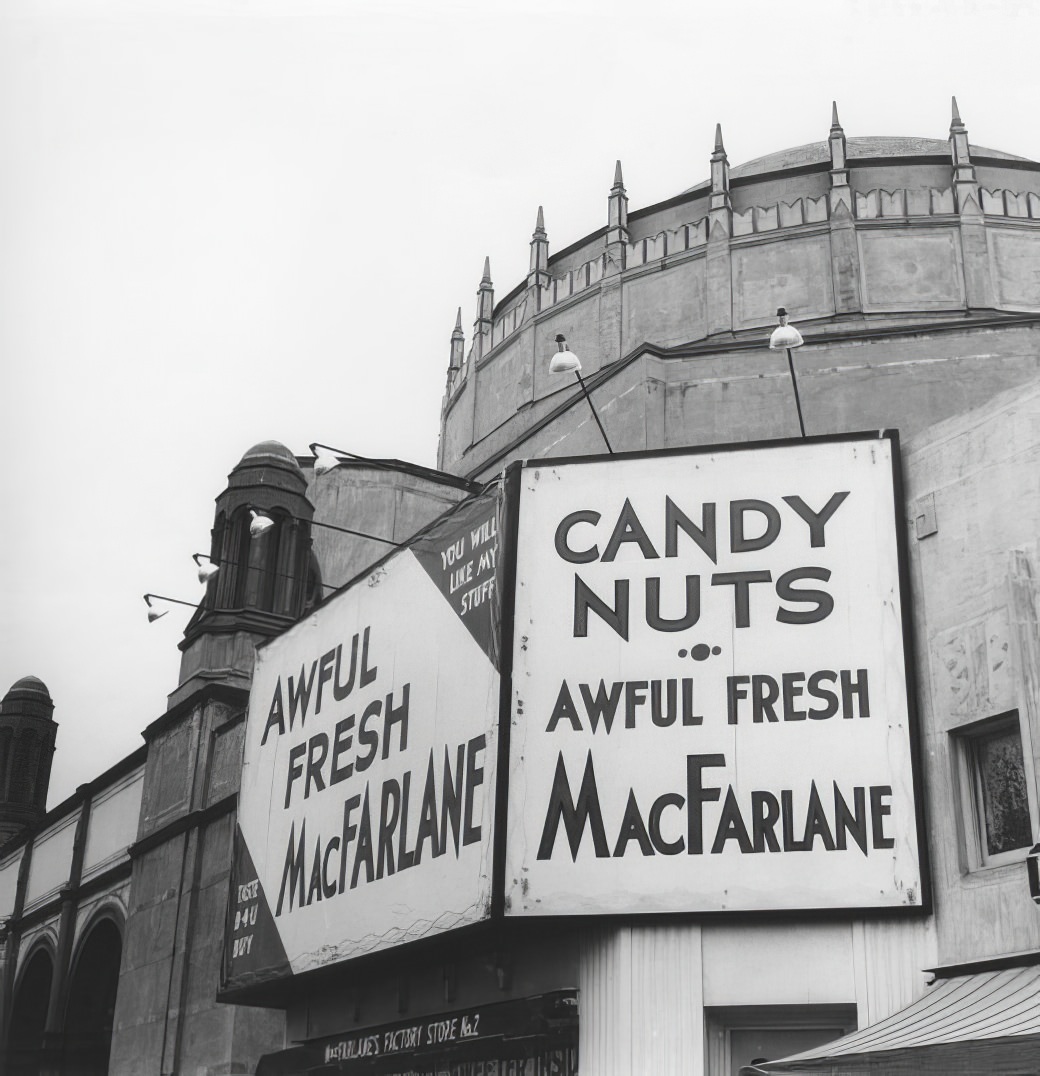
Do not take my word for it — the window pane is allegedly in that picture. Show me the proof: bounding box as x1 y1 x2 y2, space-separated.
976 727 1032 857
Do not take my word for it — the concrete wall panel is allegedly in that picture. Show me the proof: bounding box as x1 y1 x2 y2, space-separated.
859 229 965 310
989 229 1040 310
622 257 706 352
24 814 76 909
83 770 144 879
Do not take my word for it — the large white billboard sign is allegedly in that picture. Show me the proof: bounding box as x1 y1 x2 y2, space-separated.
225 493 502 991
505 435 924 915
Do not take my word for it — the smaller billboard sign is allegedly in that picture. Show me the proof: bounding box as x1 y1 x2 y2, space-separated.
504 434 924 916
224 489 504 993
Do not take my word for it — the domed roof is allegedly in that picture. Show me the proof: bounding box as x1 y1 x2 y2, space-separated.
235 440 303 475
2 676 55 719
728 136 1034 183
4 676 50 700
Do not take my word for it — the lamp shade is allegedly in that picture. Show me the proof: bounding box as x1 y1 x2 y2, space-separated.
249 509 275 538
769 323 804 350
550 333 582 374
550 351 582 374
197 561 220 584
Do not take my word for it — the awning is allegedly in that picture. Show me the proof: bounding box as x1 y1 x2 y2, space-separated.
765 964 1040 1074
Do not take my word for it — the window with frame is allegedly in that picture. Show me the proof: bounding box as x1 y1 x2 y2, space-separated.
954 711 1035 869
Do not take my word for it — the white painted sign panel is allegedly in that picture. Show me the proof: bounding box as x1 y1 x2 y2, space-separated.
505 436 923 916
225 493 501 990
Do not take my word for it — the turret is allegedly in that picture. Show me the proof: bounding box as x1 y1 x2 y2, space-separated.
0 677 57 844
174 441 318 704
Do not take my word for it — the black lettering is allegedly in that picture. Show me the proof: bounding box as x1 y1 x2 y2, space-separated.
731 499 781 552
574 575 629 640
648 793 685 854
842 669 870 718
602 499 659 562
613 791 654 857
870 785 894 848
834 783 868 855
782 492 849 546
275 819 306 916
355 700 381 772
463 735 485 846
711 570 772 628
645 575 701 631
710 788 754 854
555 510 601 563
665 497 717 563
261 678 286 746
807 671 839 719
536 751 610 860
330 715 356 784
776 567 834 624
579 681 622 734
547 682 582 732
686 754 725 855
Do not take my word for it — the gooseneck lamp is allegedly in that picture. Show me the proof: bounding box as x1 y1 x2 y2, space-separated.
549 335 614 454
768 306 807 438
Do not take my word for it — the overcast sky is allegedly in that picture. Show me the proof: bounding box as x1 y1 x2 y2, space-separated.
2 0 1038 808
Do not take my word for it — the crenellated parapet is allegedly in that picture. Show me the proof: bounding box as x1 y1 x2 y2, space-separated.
438 100 1040 475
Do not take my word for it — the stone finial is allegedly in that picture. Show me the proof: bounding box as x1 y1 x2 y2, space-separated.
474 258 494 356
948 94 976 210
606 159 629 270
710 124 730 213
829 100 849 184
448 307 465 381
950 95 963 129
713 123 725 155
529 206 550 289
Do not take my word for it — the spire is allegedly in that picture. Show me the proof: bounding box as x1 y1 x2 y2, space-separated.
710 123 730 213
474 257 494 358
828 100 849 196
606 159 629 272
447 307 465 384
948 94 976 210
529 206 550 289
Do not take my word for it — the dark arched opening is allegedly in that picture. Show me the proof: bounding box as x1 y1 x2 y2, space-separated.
61 918 122 1076
8 946 53 1076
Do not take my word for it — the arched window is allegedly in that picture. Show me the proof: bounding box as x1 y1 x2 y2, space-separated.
62 917 123 1076
8 946 53 1076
